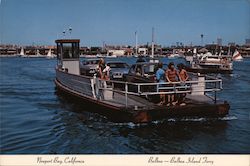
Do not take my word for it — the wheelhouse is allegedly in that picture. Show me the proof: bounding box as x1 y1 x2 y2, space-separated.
55 39 80 75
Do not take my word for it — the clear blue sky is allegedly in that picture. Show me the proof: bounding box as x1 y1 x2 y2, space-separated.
0 0 249 46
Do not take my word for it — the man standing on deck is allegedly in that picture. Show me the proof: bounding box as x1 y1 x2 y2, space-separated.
156 62 166 105
97 58 108 100
177 63 189 106
178 63 189 82
165 62 180 106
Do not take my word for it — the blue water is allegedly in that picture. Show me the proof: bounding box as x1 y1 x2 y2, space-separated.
0 57 250 154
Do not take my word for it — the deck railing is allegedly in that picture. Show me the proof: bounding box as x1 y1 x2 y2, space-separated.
93 74 223 107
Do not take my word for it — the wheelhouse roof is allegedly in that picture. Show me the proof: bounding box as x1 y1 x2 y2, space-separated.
55 39 80 43
134 62 159 65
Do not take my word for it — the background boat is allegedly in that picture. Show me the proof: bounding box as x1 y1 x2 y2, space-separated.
25 49 46 58
18 47 25 57
46 49 56 59
232 50 243 61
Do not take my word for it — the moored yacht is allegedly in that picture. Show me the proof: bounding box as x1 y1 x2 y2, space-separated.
168 53 184 59
186 51 233 74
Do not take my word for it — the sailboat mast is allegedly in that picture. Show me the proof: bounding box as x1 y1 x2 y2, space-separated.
135 31 138 55
151 27 154 57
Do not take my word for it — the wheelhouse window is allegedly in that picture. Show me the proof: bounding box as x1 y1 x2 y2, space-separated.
62 43 72 59
58 42 79 59
144 64 157 75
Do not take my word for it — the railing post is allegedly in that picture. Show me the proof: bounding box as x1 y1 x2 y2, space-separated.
220 80 223 89
173 83 176 93
92 74 97 99
214 82 217 103
125 82 128 108
214 91 217 104
95 77 100 99
112 81 114 97
138 84 140 94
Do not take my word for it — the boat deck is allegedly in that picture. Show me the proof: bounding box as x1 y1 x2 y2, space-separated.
101 90 216 110
103 92 155 109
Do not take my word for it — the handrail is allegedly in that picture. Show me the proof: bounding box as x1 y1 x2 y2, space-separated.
93 74 223 107
135 79 222 86
96 78 222 95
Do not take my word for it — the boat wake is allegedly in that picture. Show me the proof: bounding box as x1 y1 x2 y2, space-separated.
109 115 238 128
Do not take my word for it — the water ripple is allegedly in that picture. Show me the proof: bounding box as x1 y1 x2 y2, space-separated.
0 57 250 154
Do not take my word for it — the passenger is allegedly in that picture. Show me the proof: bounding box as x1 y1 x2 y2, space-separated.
156 62 166 105
136 67 142 76
165 62 179 106
177 63 189 106
178 63 189 82
97 58 106 79
97 58 109 100
221 57 229 68
103 64 111 80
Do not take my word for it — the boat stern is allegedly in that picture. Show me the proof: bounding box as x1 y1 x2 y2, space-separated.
216 101 230 116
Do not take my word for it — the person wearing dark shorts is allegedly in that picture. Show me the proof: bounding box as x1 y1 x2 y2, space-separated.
165 62 180 106
177 63 189 106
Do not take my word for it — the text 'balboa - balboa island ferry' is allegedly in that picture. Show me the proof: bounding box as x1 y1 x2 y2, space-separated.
54 39 230 123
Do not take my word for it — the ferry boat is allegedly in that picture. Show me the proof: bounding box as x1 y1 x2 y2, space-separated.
54 39 230 123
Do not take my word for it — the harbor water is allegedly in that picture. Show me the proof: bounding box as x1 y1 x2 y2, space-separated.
0 57 250 154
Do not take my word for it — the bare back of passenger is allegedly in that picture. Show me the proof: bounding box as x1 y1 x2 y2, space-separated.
177 63 189 82
179 69 188 82
166 69 178 82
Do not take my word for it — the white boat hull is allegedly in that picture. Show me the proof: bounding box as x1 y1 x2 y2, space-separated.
232 50 243 61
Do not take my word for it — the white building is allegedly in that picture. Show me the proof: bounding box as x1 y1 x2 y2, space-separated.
107 49 126 56
138 48 148 55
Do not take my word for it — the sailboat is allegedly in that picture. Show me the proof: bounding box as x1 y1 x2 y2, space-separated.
46 49 56 59
36 49 41 57
232 50 243 61
18 47 28 57
20 48 24 56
